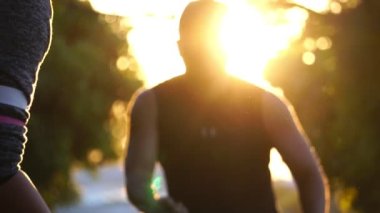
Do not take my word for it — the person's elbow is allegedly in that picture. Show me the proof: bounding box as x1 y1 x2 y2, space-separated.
127 187 141 208
126 172 153 210
126 178 135 202
295 161 326 187
126 172 142 206
292 162 330 212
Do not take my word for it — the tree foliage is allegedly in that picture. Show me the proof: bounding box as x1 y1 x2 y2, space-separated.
266 1 380 212
22 0 142 206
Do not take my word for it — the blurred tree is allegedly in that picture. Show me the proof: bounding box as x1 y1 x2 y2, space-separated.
327 1 380 211
266 0 380 212
22 0 142 206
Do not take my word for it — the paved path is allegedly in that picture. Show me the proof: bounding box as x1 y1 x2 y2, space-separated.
55 163 168 213
55 163 138 213
55 163 301 213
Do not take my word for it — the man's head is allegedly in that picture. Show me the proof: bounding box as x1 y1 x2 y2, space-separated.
178 0 228 78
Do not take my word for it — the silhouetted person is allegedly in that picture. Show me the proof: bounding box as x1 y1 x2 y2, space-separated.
0 0 52 212
126 1 329 212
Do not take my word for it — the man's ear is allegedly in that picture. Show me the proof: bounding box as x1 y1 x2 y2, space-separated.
177 40 184 57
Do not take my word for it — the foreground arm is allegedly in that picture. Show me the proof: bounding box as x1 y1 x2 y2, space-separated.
125 90 187 213
0 0 52 211
0 171 50 212
262 92 330 213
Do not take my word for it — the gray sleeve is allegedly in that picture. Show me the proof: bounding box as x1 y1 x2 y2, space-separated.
0 0 52 104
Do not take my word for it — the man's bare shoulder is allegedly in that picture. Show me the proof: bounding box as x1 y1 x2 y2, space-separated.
261 89 305 143
262 91 293 123
130 89 157 119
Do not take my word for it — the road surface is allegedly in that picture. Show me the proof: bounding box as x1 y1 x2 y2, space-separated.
55 163 300 213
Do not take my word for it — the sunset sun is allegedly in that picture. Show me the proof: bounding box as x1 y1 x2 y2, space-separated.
219 1 308 87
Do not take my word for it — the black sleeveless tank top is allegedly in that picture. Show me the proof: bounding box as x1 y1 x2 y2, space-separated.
153 75 277 212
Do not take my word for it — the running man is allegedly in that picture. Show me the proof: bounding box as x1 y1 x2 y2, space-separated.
126 1 329 212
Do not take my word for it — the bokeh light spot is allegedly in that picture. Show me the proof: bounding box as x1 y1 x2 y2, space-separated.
116 56 130 71
330 2 343 14
303 37 316 51
302 51 316 65
87 149 104 164
316 36 332 50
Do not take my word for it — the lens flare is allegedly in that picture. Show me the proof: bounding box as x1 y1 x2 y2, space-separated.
151 176 163 200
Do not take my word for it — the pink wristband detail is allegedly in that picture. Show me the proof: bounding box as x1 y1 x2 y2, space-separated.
0 115 25 126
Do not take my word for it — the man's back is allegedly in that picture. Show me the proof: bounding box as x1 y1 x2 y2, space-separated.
153 75 277 212
126 1 328 212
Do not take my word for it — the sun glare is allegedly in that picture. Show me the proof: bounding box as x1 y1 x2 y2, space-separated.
89 0 314 89
220 2 271 86
219 1 309 87
127 17 185 87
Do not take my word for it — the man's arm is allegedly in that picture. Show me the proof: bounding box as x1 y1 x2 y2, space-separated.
125 90 187 213
125 90 158 212
262 92 330 213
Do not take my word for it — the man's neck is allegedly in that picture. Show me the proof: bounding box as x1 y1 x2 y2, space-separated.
185 65 227 80
183 70 230 100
